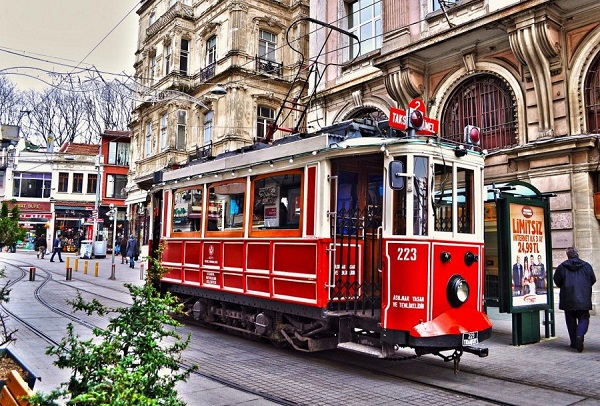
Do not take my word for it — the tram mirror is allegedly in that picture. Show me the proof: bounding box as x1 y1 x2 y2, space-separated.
389 161 406 190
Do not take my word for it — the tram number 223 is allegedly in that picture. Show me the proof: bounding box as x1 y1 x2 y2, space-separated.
397 247 417 261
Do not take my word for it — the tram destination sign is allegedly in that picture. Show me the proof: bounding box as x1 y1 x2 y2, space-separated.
388 104 439 135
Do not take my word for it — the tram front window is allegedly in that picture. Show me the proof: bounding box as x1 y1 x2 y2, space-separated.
413 156 429 236
433 163 453 232
457 167 475 234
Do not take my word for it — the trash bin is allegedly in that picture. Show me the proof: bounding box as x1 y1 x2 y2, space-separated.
94 240 107 258
80 240 93 259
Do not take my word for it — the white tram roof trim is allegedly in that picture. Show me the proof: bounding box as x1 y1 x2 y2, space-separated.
162 134 330 182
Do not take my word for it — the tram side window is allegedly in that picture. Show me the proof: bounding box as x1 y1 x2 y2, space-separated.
207 181 245 232
413 156 429 236
252 172 302 230
172 188 203 234
457 167 474 234
391 157 407 235
433 163 453 232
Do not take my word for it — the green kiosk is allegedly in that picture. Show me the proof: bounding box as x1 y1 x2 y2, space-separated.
484 181 555 345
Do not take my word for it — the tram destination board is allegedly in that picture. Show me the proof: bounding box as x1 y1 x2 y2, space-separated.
462 332 479 346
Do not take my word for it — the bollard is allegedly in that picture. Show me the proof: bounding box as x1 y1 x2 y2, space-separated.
84 261 89 275
94 262 99 277
140 263 145 280
109 263 116 280
66 256 70 269
66 267 72 281
29 267 36 281
74 258 79 272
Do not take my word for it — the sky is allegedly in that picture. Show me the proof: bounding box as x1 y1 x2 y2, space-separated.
0 0 140 92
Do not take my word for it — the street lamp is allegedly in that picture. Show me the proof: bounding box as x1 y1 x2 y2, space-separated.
108 204 118 280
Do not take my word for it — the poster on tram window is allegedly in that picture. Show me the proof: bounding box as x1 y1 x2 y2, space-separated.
509 202 549 309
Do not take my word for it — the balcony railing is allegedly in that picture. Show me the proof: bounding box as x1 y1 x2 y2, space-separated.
199 64 216 83
255 56 283 76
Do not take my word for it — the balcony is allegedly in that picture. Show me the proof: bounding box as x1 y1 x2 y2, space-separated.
146 2 194 40
198 64 216 83
255 56 283 77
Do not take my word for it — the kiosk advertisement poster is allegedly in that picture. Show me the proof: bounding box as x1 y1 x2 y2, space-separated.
509 202 549 310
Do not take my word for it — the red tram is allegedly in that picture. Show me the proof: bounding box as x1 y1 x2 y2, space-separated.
152 119 492 366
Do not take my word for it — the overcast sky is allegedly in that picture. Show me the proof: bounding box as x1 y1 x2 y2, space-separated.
0 0 139 91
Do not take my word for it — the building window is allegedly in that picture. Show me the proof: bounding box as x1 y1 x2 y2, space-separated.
256 106 275 141
203 110 213 146
258 30 276 62
149 54 156 85
585 53 600 133
87 173 97 194
12 172 51 198
165 43 172 75
108 141 129 166
149 11 156 25
72 173 83 193
441 75 516 151
177 110 186 150
146 122 153 157
432 0 458 11
347 0 382 59
107 174 128 199
58 172 69 193
180 39 189 75
206 36 216 66
160 113 168 151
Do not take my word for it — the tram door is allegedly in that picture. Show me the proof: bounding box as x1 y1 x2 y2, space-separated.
330 155 383 313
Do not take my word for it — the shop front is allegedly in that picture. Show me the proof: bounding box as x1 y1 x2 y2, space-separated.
4 201 52 250
54 205 94 253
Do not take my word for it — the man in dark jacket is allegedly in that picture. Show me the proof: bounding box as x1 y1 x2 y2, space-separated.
554 247 596 352
126 235 139 269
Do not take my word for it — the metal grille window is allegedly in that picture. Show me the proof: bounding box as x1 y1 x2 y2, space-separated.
58 172 69 193
176 110 187 150
160 113 168 151
585 53 600 133
441 75 516 151
258 30 276 62
347 0 382 59
256 106 274 141
180 39 189 75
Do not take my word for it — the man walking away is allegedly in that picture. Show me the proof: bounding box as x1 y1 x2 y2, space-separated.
36 235 47 259
126 235 139 269
554 247 596 352
49 235 64 263
120 235 128 264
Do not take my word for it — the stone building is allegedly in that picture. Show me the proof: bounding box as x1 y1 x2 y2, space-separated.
128 0 310 250
307 0 600 311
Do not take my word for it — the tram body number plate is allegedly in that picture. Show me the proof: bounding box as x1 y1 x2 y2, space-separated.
462 332 478 346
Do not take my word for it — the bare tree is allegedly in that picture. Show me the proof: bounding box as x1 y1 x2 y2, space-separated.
0 77 23 125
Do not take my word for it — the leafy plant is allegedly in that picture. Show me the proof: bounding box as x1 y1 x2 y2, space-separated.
29 279 197 405
0 268 17 346
0 202 27 250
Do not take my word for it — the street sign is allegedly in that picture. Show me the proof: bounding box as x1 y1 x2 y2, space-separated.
389 103 439 135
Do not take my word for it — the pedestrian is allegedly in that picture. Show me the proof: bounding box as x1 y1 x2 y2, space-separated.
120 235 128 264
553 247 596 352
36 235 47 259
126 234 139 269
49 235 64 262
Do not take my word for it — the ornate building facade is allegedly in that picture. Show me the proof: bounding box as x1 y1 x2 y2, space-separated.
129 0 310 252
307 0 600 312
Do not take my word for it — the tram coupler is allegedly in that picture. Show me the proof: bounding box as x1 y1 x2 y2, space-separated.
463 346 489 358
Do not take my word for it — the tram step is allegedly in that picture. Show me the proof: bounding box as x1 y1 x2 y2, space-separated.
337 342 385 358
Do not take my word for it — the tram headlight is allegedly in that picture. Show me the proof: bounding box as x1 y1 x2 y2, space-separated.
447 274 469 308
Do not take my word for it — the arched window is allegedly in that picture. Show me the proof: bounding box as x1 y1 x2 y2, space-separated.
441 75 517 151
584 53 600 133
